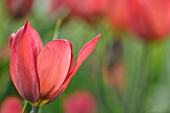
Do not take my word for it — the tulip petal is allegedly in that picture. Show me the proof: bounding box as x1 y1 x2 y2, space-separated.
37 39 71 99
10 33 15 48
49 34 100 101
67 42 74 72
70 34 100 76
10 28 23 97
10 19 43 102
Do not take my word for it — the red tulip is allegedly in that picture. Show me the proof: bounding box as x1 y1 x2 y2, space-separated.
62 0 109 21
51 0 62 12
10 19 100 106
128 0 170 41
63 91 97 113
5 0 33 18
106 0 130 30
0 97 22 113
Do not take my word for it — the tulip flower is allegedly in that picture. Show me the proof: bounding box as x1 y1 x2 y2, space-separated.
106 0 130 31
51 0 62 12
5 0 33 18
62 0 110 22
10 19 100 107
63 91 97 113
128 0 170 41
0 97 22 113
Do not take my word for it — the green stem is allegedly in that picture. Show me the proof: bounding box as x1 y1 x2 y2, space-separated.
134 43 150 113
22 101 28 113
30 106 39 113
52 19 63 40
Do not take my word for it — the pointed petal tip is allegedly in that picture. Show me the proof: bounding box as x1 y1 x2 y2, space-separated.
89 33 101 46
97 33 101 38
21 18 32 36
24 18 30 29
94 33 101 42
95 33 101 40
25 17 29 23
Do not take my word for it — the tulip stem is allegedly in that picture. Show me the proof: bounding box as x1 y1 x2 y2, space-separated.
135 43 150 113
22 101 28 113
53 19 63 40
31 106 39 113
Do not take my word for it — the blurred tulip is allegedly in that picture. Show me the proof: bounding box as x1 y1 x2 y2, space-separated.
106 0 130 31
49 0 67 19
128 0 170 41
63 91 97 113
102 38 124 92
0 97 22 113
51 0 62 12
9 19 100 106
62 0 110 22
5 0 34 19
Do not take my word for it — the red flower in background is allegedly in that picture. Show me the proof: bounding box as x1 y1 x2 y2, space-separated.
0 97 22 113
63 91 97 113
62 0 110 21
128 0 170 41
51 0 62 12
106 0 130 31
5 0 34 19
10 19 100 106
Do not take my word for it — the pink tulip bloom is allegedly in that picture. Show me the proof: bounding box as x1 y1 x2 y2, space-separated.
10 19 100 106
0 97 22 113
63 91 97 113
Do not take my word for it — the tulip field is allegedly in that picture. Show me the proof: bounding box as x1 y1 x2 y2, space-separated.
1 0 170 113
